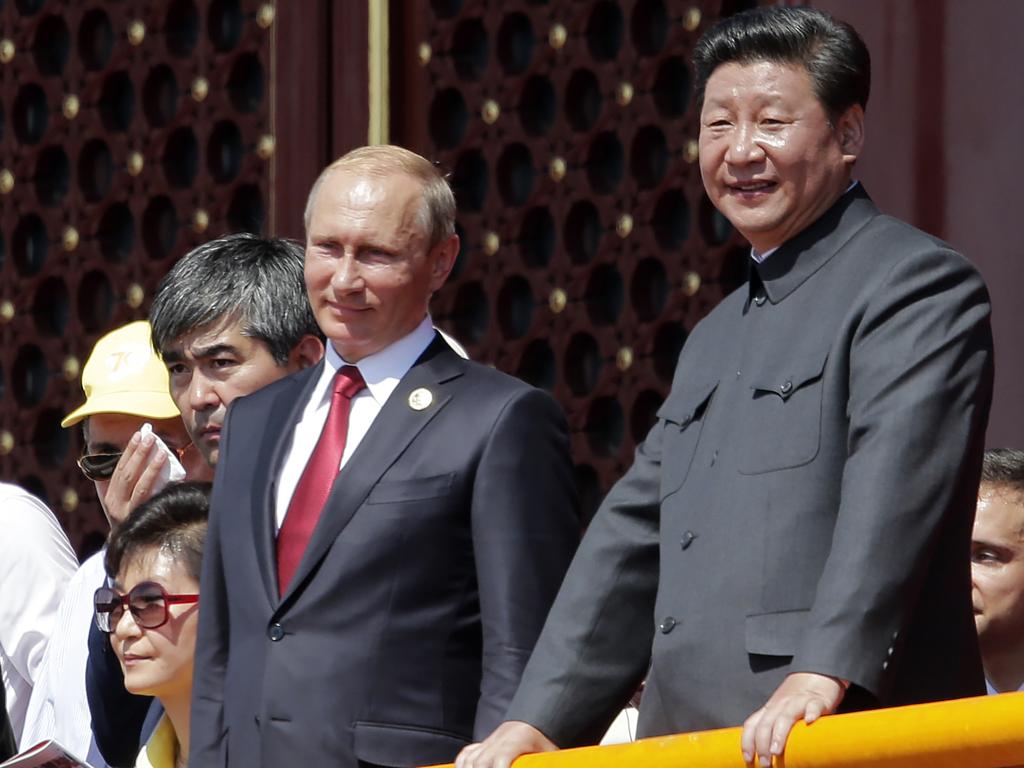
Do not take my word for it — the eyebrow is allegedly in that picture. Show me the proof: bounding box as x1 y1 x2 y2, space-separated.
163 343 242 363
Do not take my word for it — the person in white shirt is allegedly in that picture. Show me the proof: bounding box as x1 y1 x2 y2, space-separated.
0 483 77 744
972 449 1024 695
19 321 193 765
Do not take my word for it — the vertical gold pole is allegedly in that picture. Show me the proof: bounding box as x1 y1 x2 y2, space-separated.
368 0 389 144
268 3 278 232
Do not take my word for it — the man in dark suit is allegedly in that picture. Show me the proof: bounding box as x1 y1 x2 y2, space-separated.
188 145 579 768
459 7 993 768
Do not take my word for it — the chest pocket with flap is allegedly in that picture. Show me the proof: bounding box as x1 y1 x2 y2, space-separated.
656 379 718 499
738 350 829 475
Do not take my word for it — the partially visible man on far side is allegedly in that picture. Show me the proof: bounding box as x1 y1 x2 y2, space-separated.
20 321 194 767
972 449 1024 695
459 7 993 768
85 234 326 767
189 145 579 768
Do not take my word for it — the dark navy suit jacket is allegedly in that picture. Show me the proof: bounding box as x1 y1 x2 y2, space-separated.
190 336 579 767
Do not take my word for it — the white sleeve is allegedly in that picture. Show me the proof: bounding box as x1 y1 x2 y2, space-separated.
0 484 78 739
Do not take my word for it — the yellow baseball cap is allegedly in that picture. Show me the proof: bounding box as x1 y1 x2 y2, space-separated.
61 320 180 428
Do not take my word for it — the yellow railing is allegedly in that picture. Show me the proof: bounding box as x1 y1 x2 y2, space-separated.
430 693 1024 767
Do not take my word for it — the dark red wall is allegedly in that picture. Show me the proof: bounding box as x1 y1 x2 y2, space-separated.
815 0 1023 448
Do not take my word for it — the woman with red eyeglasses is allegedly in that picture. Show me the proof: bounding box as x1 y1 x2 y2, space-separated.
94 482 210 768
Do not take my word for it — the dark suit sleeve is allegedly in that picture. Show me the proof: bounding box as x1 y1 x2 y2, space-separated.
188 407 235 768
86 613 153 767
503 403 664 747
469 388 580 739
792 247 993 694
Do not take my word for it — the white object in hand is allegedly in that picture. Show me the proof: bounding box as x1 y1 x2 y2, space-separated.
139 422 186 495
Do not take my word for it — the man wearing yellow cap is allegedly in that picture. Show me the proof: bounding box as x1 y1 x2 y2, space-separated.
20 321 194 767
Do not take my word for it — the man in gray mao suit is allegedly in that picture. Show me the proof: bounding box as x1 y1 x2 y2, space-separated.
459 7 993 768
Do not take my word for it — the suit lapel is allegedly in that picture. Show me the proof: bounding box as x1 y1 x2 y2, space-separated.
278 336 465 607
250 363 324 605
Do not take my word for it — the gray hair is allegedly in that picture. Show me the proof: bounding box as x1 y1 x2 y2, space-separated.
303 145 456 249
981 449 1024 498
150 233 322 365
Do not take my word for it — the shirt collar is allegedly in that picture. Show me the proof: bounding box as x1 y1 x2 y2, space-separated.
321 315 436 406
138 715 177 768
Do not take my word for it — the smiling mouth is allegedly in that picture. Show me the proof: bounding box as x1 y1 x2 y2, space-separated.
327 302 370 316
729 180 777 193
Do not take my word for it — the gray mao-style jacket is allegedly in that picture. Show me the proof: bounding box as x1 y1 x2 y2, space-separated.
507 184 993 743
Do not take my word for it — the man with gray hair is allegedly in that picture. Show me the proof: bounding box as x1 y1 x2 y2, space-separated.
972 449 1024 695
85 234 326 766
189 145 579 768
150 232 326 468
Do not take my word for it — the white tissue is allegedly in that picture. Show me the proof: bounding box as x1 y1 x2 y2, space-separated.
140 422 187 494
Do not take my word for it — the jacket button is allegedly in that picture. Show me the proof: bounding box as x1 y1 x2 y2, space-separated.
681 530 697 550
659 616 677 634
268 623 284 642
780 380 793 394
754 293 767 306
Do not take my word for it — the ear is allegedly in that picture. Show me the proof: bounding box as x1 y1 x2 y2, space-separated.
289 334 325 370
427 233 460 293
836 104 865 165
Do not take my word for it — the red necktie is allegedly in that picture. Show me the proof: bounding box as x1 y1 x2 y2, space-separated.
277 365 365 595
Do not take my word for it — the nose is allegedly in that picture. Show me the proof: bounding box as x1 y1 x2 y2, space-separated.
112 604 142 642
331 253 365 296
188 370 221 413
724 121 766 166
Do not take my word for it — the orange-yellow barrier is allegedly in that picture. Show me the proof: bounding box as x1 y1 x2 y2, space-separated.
429 693 1024 768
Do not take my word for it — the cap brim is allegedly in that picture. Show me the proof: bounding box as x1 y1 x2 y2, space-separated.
61 391 180 428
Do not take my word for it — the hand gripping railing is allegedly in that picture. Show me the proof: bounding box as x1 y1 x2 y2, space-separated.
429 693 1024 767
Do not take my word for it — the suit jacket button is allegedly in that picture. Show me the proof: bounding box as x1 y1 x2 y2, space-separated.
268 623 284 642
754 293 767 306
681 531 697 550
780 380 793 394
659 616 677 634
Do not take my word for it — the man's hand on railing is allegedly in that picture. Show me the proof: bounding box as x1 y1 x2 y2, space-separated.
741 671 846 766
455 720 558 768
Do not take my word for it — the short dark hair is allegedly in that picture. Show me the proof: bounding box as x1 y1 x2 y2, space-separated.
693 6 871 122
105 481 211 582
150 233 323 365
981 449 1024 498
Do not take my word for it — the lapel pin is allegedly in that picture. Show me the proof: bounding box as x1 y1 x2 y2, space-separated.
408 387 433 411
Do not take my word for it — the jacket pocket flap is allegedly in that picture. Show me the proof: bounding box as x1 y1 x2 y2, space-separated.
365 473 455 504
353 721 469 766
656 379 719 427
749 351 828 400
745 609 809 656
